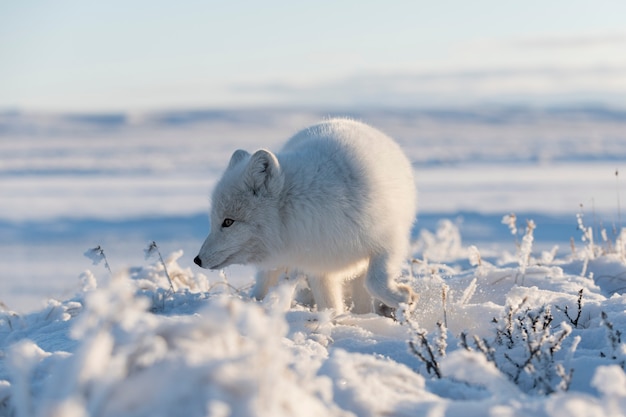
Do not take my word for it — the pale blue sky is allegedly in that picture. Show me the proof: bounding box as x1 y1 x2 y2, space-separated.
2 1 626 111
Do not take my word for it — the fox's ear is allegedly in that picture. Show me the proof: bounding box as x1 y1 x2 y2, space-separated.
245 149 284 196
227 149 250 170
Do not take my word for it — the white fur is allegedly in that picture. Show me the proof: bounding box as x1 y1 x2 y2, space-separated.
195 118 418 313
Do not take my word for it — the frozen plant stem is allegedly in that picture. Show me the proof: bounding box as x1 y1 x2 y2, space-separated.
441 284 449 328
145 241 175 294
464 297 573 395
502 213 520 250
518 220 535 281
577 205 595 259
556 289 583 328
406 314 446 379
84 245 112 275
600 311 623 362
408 328 443 379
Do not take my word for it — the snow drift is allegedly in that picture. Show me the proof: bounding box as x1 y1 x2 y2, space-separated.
1 220 626 417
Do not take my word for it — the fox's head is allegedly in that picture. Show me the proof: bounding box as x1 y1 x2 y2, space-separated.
194 149 284 270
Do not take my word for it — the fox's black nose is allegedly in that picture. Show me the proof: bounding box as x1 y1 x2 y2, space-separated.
193 256 202 267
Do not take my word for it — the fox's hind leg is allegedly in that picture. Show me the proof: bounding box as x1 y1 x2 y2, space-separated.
365 252 417 311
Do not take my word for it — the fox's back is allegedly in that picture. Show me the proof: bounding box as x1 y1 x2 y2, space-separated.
274 118 417 272
281 118 416 210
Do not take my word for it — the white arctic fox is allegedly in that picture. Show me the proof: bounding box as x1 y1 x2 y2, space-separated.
194 118 417 314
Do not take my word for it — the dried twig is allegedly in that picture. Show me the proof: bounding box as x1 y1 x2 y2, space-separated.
556 289 583 328
84 245 113 275
145 241 175 295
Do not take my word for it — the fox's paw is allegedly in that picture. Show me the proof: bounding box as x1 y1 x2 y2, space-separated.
398 283 418 311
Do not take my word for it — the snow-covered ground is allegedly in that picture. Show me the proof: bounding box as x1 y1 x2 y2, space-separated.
1 107 626 416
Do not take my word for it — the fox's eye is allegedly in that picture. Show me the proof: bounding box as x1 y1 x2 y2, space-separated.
221 218 235 228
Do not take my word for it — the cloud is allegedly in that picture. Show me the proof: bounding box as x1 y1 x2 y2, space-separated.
229 66 626 107
510 32 626 49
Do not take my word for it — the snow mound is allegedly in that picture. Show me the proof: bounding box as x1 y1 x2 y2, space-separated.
1 219 626 416
2 266 346 417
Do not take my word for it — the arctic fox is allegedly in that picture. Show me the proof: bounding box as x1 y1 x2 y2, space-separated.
194 118 417 314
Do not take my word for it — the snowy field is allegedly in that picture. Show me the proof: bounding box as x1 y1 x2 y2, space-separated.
1 107 626 416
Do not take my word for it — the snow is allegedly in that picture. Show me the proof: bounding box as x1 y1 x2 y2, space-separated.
2 247 626 416
1 107 626 416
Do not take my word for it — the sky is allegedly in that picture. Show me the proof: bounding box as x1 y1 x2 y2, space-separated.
1 0 626 112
